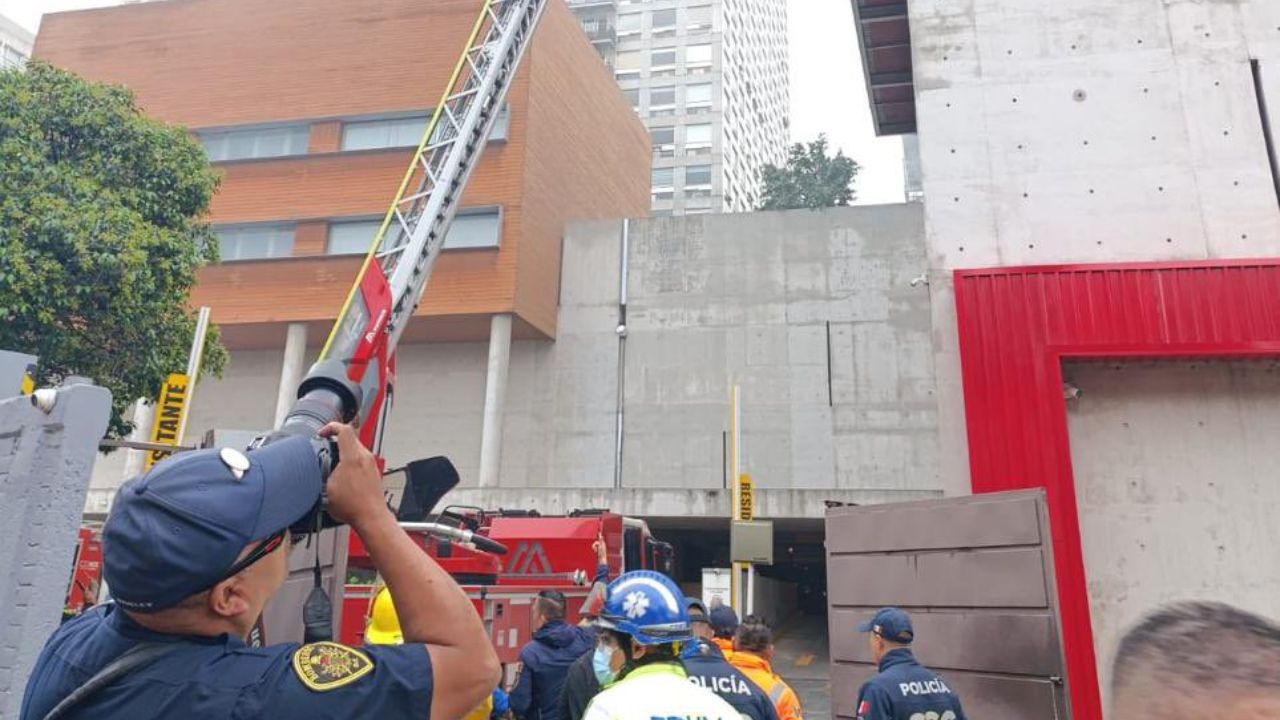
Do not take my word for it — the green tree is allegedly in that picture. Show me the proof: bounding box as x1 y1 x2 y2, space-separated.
0 62 227 439
757 134 860 210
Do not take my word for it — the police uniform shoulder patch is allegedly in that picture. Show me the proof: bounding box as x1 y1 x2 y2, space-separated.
291 642 374 691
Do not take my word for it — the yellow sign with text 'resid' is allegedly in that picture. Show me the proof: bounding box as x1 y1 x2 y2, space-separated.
737 473 754 521
145 373 189 469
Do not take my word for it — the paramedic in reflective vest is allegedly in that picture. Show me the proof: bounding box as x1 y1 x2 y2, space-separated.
680 598 779 720
853 608 967 720
582 571 740 720
20 423 499 720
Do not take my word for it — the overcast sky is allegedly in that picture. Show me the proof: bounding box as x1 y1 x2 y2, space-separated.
1 0 905 205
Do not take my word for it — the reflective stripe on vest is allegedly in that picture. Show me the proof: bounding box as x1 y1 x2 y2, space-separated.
769 683 786 704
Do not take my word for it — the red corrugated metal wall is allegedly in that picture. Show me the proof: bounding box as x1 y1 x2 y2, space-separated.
954 259 1280 720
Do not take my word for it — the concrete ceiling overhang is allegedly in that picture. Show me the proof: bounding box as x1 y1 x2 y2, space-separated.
850 0 915 135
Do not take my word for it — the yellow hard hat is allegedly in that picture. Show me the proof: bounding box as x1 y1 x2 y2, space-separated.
365 587 404 645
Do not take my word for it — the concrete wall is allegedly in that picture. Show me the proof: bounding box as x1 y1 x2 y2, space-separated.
748 573 798 629
89 207 944 519
910 0 1280 496
1065 360 1280 706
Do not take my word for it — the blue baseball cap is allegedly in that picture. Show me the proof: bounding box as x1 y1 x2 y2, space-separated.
858 607 914 644
709 605 739 635
103 436 322 612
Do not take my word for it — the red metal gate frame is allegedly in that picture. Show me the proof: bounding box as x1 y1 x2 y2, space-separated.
954 259 1280 720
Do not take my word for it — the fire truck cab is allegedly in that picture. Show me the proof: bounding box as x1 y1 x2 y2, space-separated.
341 506 673 666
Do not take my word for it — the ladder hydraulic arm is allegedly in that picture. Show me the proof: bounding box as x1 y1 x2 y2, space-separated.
262 0 550 483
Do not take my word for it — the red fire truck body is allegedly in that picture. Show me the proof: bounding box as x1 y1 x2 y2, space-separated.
340 510 673 664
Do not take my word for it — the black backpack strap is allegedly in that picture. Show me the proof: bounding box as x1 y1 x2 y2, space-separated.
43 642 183 720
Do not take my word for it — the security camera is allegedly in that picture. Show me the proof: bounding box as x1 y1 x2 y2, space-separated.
1063 382 1081 401
909 273 929 287
616 324 628 338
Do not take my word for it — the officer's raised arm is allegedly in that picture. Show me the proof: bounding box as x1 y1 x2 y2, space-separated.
321 422 501 720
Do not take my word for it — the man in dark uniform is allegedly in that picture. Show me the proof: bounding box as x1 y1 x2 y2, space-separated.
20 423 499 720
681 598 779 720
510 588 594 720
853 608 966 720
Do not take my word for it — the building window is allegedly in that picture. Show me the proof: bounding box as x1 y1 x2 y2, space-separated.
651 127 675 158
687 44 712 66
651 9 677 34
685 164 713 187
489 104 511 140
685 123 713 156
341 108 507 151
199 125 309 162
649 86 677 117
328 209 501 254
1 44 27 70
687 5 713 31
651 48 677 74
341 115 427 150
686 83 713 109
616 50 643 78
618 12 641 35
623 88 641 110
446 208 503 249
652 167 674 199
216 223 296 261
327 219 386 256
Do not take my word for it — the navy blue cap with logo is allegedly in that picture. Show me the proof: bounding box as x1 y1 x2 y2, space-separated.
858 607 914 644
102 436 323 613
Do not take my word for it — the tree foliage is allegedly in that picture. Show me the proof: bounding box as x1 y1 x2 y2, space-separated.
757 134 860 211
0 62 227 438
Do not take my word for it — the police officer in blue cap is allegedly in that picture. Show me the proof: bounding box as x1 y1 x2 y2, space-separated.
680 597 778 720
854 607 966 720
20 423 499 720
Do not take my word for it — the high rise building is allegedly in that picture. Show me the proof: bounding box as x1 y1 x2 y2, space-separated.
0 12 34 70
568 0 789 215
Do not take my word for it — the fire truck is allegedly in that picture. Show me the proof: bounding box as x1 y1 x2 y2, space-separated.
338 464 673 664
63 527 102 621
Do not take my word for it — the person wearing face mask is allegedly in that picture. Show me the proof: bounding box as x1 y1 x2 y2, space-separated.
581 571 739 720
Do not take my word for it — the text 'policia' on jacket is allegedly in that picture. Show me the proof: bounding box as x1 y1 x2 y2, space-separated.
854 650 967 720
582 663 741 720
680 639 779 720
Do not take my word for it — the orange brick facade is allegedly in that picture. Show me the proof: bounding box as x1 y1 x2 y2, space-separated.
35 0 650 347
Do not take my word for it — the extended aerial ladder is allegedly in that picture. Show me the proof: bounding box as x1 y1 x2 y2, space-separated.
243 0 550 643
271 0 550 459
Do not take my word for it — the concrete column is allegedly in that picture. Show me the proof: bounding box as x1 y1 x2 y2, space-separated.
120 400 154 481
478 313 513 488
274 323 309 427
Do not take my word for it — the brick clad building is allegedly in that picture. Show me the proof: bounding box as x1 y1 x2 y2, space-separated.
34 0 649 505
